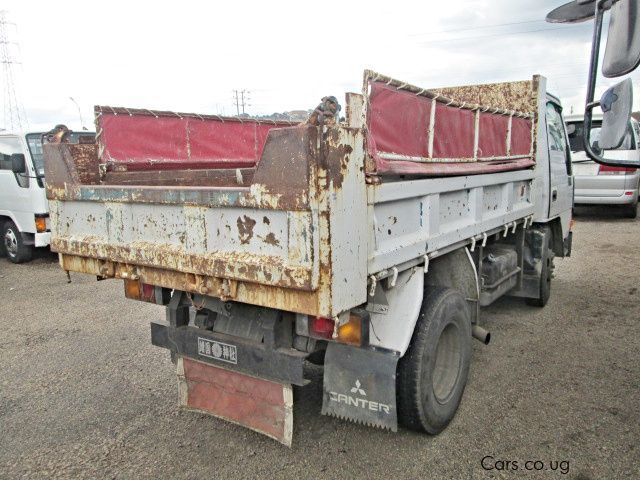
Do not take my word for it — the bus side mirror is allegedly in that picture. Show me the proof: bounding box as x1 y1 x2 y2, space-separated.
603 0 640 77
10 153 26 174
598 78 633 149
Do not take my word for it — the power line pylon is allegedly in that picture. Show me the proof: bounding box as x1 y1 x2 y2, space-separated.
0 10 27 131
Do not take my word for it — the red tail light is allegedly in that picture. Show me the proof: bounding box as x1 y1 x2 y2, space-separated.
124 280 170 304
598 165 637 175
309 316 335 339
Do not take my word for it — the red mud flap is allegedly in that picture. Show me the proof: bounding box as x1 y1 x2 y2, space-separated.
177 357 294 446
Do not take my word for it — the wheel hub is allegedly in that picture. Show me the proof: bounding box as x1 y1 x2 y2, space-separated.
4 228 18 256
432 323 462 404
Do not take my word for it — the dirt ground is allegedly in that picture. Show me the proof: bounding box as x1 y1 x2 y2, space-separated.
0 205 638 479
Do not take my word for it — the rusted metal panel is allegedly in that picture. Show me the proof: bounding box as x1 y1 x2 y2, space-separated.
431 76 539 115
46 120 373 317
58 254 326 316
43 143 101 189
103 167 256 187
45 127 318 212
50 210 316 291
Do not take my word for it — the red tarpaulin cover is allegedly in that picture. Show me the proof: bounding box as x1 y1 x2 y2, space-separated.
96 109 294 171
366 81 535 177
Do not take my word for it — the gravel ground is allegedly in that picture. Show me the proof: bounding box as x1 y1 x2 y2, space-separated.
1 205 638 479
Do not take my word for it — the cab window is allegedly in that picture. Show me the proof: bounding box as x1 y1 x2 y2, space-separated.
0 136 22 170
546 102 571 174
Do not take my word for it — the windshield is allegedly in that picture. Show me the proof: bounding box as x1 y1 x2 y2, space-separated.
26 134 44 175
567 120 635 156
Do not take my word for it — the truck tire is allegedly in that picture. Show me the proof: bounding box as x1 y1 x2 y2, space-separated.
2 221 33 264
396 286 471 434
526 227 553 307
0 220 5 257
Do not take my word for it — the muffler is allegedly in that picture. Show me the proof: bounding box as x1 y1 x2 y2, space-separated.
472 325 491 345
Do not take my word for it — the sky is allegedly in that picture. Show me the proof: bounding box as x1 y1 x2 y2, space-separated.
1 0 639 132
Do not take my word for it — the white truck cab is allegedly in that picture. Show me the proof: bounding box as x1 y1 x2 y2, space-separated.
0 130 93 263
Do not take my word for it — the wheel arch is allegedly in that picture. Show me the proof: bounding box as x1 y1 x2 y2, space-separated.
545 217 565 258
368 247 479 357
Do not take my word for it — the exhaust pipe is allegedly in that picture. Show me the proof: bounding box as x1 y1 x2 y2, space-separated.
472 325 491 345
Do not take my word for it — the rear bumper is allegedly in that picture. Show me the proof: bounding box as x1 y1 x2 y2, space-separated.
151 321 308 386
574 192 637 205
573 173 639 205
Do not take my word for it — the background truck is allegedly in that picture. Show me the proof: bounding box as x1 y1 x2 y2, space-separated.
43 71 573 446
0 131 51 263
0 130 94 263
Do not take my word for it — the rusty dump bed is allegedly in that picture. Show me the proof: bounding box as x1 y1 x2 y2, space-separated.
45 119 368 318
45 71 541 318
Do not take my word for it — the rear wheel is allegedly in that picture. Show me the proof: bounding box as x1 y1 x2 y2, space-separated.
2 221 33 264
397 286 471 434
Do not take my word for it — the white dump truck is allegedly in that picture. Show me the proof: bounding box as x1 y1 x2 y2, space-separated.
43 71 573 445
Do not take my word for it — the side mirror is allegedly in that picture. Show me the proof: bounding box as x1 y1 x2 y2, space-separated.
602 0 640 77
598 78 633 149
546 0 597 24
547 0 640 167
10 153 26 174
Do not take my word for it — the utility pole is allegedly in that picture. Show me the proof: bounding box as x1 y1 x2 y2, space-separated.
232 89 251 116
0 10 26 130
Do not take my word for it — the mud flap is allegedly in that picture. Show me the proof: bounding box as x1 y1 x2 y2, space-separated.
177 357 293 446
321 343 399 431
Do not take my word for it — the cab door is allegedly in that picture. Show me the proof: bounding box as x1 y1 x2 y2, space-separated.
545 101 573 233
0 135 32 230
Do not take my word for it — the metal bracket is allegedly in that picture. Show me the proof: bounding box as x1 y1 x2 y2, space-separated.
388 267 399 288
368 275 377 297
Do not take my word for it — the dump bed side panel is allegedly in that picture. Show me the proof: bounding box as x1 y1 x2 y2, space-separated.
368 170 535 273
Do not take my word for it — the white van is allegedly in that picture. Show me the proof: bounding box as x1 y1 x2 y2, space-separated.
566 114 640 218
0 130 93 263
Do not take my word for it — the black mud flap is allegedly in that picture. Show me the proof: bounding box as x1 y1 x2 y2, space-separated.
321 343 399 431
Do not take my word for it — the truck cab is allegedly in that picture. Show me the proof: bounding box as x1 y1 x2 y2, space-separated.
0 132 50 263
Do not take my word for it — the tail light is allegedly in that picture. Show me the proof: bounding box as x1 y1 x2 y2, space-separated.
336 314 364 346
307 310 369 346
598 165 637 175
124 280 170 304
310 316 335 339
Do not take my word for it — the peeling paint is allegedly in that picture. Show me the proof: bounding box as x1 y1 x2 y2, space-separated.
236 215 256 244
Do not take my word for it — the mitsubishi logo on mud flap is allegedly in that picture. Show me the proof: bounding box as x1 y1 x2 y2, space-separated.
329 379 391 414
350 379 366 396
